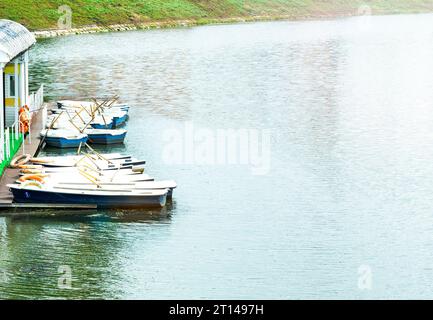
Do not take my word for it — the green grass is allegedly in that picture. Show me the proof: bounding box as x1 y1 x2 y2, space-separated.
1 0 433 30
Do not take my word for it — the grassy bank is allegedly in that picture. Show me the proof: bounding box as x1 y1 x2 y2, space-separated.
1 0 433 31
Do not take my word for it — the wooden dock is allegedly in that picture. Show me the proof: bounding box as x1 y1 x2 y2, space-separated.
0 109 45 206
0 106 98 216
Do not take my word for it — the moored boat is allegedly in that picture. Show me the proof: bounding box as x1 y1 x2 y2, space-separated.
8 184 168 208
18 97 177 209
49 180 177 197
32 153 132 162
89 116 119 129
111 113 128 128
85 129 127 144
41 130 88 148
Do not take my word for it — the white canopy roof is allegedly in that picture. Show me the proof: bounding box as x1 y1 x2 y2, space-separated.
0 20 35 64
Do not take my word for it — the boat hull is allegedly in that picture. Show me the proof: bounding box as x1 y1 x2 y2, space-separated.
45 136 88 148
90 122 114 130
10 187 167 208
87 131 127 144
112 114 128 128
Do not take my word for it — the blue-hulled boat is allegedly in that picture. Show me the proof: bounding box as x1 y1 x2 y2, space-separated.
51 102 129 130
87 114 127 129
112 113 128 128
92 111 128 129
8 184 168 208
90 118 115 129
41 130 88 148
85 129 127 144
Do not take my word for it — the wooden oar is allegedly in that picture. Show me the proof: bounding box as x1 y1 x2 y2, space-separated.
80 163 103 176
65 111 84 133
72 153 101 171
74 109 87 125
83 152 103 170
85 143 114 165
78 169 101 188
101 114 108 128
82 96 118 131
79 104 92 117
35 110 64 156
92 96 119 115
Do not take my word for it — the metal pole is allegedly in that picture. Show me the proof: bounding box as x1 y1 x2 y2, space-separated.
14 61 19 140
20 120 25 155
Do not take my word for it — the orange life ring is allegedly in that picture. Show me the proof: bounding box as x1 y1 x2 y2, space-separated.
20 169 44 174
10 154 32 168
17 164 42 170
20 180 44 190
30 158 52 164
18 174 47 183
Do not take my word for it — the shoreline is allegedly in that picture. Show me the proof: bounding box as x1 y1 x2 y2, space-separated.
31 12 375 39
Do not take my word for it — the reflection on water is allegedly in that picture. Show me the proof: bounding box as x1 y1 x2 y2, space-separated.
3 14 433 298
0 201 176 299
4 200 176 223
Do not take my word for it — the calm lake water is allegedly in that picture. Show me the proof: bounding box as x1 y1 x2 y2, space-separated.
2 14 433 299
